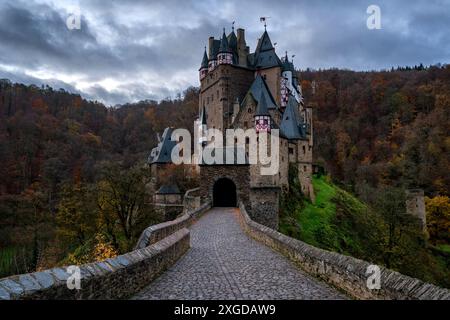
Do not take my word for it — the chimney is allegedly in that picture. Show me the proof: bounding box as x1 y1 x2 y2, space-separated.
237 28 245 44
208 37 215 59
237 28 247 67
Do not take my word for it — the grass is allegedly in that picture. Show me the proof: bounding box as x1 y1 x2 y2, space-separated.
296 175 338 246
280 174 373 255
435 243 450 254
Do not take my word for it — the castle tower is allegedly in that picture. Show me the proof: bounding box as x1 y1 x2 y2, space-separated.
405 189 427 233
254 91 271 133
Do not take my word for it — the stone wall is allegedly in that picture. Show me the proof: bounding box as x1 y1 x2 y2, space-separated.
237 202 450 300
0 201 212 300
183 187 202 213
0 228 190 300
249 187 280 229
200 164 250 208
135 201 211 249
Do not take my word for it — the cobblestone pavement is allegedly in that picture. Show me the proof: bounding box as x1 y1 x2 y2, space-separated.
132 208 347 300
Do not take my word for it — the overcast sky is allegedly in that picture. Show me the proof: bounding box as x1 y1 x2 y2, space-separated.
0 0 449 106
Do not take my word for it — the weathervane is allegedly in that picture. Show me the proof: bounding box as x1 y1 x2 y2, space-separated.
260 17 270 30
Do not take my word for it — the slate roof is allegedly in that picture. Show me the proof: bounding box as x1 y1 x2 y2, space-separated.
156 184 181 195
227 30 237 52
200 48 208 69
219 29 230 53
279 96 307 140
248 74 278 110
200 105 207 125
255 91 270 116
281 52 295 73
148 127 177 164
253 31 282 69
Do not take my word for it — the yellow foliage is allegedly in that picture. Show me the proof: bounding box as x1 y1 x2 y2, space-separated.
93 234 118 261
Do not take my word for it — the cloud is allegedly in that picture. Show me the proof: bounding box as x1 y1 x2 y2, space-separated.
0 0 448 105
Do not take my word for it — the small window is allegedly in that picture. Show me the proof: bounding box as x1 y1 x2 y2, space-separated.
244 121 248 127
248 108 252 113
303 146 306 154
246 137 250 144
289 147 294 155
304 165 307 171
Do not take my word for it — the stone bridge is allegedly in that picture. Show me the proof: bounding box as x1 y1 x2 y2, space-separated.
0 202 449 300
132 207 344 300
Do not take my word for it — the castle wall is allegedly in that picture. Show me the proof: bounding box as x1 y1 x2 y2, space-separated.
249 187 280 229
199 164 251 209
259 67 281 105
200 64 254 131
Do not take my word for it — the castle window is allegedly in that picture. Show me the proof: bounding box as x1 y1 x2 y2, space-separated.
304 165 307 171
303 146 306 154
248 108 252 113
244 121 248 127
289 147 294 155
245 137 250 144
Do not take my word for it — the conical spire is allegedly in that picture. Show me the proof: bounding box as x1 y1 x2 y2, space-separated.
228 29 237 52
200 105 207 125
200 47 208 69
219 28 230 53
280 96 304 139
255 91 270 116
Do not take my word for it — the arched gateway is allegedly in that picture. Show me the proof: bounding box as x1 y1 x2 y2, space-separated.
213 178 237 207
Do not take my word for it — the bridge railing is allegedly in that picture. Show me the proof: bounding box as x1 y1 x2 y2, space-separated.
237 201 450 300
135 200 211 249
0 199 211 300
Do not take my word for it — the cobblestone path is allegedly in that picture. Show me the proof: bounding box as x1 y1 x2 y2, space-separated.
133 208 346 300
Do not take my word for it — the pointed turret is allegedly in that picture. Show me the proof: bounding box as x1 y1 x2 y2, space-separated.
255 91 270 116
218 28 233 65
200 48 208 69
280 96 306 140
255 91 271 133
200 105 207 125
219 28 230 53
199 47 209 80
253 29 281 69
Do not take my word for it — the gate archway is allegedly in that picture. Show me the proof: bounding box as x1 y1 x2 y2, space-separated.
213 178 237 207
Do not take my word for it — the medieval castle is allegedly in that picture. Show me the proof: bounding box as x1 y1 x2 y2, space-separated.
148 26 315 229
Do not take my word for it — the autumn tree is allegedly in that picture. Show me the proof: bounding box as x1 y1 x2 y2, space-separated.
426 196 450 245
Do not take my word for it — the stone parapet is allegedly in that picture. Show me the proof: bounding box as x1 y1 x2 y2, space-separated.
135 201 211 249
0 228 190 300
237 202 450 300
